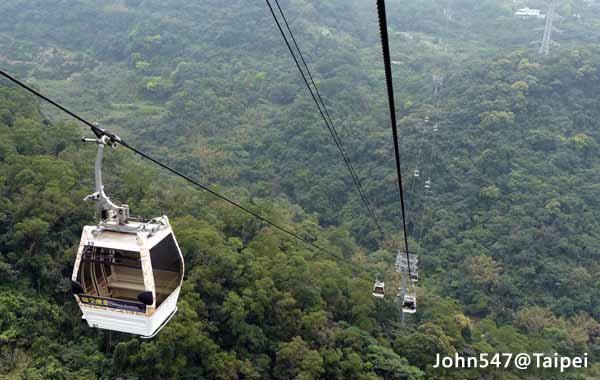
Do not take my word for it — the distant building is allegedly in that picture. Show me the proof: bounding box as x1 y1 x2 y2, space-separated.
394 32 414 40
515 7 545 19
319 27 332 37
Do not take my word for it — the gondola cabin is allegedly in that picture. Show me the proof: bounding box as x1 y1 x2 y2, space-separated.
410 271 419 282
402 294 417 314
372 280 385 298
72 217 183 338
72 134 184 338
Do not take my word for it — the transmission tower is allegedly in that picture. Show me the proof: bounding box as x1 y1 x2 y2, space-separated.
540 0 559 56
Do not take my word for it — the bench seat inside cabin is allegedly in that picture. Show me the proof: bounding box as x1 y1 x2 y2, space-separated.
108 266 180 305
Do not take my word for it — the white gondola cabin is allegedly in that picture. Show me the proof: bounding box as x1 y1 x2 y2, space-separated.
402 294 417 314
398 285 417 314
372 280 385 298
410 271 419 282
72 217 183 338
71 134 184 338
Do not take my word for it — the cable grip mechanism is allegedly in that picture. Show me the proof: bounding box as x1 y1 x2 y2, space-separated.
82 128 129 225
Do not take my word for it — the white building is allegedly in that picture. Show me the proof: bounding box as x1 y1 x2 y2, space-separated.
515 7 545 19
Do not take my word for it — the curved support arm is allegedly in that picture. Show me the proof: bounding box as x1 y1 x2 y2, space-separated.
83 135 129 224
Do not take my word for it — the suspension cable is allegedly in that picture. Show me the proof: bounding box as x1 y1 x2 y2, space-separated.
265 0 388 239
273 0 334 130
0 68 361 267
376 0 412 277
273 0 375 213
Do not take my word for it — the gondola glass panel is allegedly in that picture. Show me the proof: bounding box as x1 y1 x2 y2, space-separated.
149 233 183 306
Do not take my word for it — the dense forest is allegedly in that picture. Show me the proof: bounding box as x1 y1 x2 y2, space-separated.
1 0 600 379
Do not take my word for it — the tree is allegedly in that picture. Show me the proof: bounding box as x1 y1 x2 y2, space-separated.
273 336 325 380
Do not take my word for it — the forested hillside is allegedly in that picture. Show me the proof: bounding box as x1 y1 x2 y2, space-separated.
1 0 600 379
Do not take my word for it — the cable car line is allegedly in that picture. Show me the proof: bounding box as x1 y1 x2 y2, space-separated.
266 0 386 239
414 80 442 249
0 70 116 141
0 68 360 267
1 0 439 325
376 0 413 277
264 0 388 239
408 120 427 202
272 0 375 211
273 0 335 129
415 142 435 249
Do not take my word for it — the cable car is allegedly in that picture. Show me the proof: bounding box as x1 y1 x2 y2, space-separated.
433 123 438 132
410 271 419 282
425 179 431 189
397 286 417 314
372 280 385 298
402 294 417 313
71 134 184 338
414 169 420 177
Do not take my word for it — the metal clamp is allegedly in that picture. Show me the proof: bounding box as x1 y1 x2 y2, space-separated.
82 130 129 225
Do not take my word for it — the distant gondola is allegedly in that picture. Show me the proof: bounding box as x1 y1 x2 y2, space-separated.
402 294 417 314
397 286 417 314
372 280 385 298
